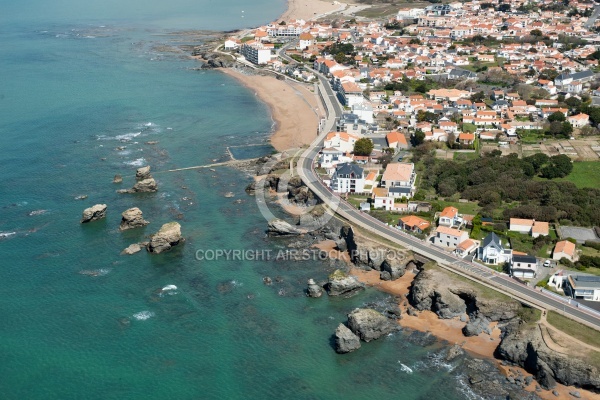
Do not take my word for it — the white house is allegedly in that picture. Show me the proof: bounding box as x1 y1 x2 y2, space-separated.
224 38 241 50
433 226 469 250
438 206 462 227
330 163 365 193
340 82 365 107
509 218 549 238
455 239 478 258
298 32 315 50
352 102 374 124
552 240 577 262
477 232 512 265
381 162 417 198
323 131 360 153
567 113 589 128
511 254 538 279
320 147 347 168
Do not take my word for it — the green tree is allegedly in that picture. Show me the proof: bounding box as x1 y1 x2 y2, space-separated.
353 138 374 156
412 129 426 146
547 111 565 122
334 52 346 64
530 29 543 37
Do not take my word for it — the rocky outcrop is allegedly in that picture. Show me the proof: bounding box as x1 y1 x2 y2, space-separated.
119 207 149 231
147 222 182 254
81 204 107 223
381 257 406 281
298 204 332 229
335 324 361 354
113 174 123 184
192 51 236 69
121 243 142 255
326 269 364 297
284 176 318 207
267 219 301 236
245 174 280 196
408 263 520 322
340 225 411 272
135 166 151 180
462 315 492 337
118 178 158 194
496 324 600 391
306 279 323 298
347 308 397 342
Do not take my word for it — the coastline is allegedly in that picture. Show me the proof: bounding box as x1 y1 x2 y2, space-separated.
279 0 346 22
220 68 322 152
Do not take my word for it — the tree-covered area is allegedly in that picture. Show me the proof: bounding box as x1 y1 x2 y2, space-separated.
415 149 600 226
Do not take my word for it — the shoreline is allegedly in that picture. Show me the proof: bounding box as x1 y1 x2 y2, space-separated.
220 68 323 152
349 266 600 400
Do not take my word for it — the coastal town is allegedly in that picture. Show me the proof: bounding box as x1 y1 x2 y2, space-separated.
215 0 600 303
202 1 600 397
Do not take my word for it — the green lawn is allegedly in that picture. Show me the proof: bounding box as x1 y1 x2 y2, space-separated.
462 123 477 133
453 151 479 162
547 311 600 350
433 200 481 215
519 130 546 144
556 161 600 189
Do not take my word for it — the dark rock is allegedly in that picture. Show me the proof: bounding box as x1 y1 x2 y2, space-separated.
380 271 392 281
552 390 559 397
335 324 361 354
263 277 272 285
81 204 107 223
326 269 364 297
462 315 491 337
132 178 157 193
347 308 397 342
569 391 581 398
381 257 406 281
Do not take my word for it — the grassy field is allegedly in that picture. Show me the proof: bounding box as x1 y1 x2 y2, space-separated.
556 161 600 189
433 200 481 215
519 130 546 144
547 311 600 350
453 151 479 162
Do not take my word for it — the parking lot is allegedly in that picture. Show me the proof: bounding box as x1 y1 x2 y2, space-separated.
559 226 598 243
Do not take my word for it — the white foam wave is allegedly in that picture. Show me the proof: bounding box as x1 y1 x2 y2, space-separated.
162 284 177 291
0 231 17 239
124 158 146 167
115 132 142 141
28 209 48 216
133 311 155 321
455 374 485 400
230 280 243 287
398 362 413 374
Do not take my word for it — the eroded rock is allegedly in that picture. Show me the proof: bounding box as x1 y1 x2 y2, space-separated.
81 204 107 223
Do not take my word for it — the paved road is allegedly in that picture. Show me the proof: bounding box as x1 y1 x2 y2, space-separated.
285 53 600 330
584 5 600 29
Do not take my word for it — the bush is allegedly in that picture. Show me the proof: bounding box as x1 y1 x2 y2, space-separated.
560 257 574 268
584 240 600 251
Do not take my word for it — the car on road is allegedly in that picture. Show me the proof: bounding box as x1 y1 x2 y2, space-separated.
543 260 551 268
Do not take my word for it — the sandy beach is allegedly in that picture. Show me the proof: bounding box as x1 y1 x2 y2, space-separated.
280 0 346 22
221 68 322 151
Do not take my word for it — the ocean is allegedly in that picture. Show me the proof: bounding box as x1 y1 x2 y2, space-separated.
0 1 479 399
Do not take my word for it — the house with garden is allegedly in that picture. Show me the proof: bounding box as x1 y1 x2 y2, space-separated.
477 232 512 265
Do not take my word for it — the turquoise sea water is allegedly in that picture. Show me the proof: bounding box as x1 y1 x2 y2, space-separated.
0 2 479 399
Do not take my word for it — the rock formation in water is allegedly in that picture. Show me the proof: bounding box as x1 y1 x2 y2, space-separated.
146 222 182 254
135 166 151 180
326 269 364 297
113 174 123 184
306 278 323 298
119 207 149 231
347 308 397 342
335 323 361 353
81 204 107 223
267 218 301 236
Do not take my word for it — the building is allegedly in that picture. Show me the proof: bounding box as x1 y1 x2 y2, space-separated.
240 41 272 65
552 240 577 262
398 215 431 234
323 131 360 153
509 218 549 238
455 239 478 258
567 113 589 128
433 226 469 250
330 163 365 193
298 32 315 50
340 82 365 107
511 254 538 279
565 275 600 301
477 232 512 265
438 206 462 227
386 131 408 149
381 162 417 198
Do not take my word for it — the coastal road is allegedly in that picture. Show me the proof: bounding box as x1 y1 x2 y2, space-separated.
287 56 600 330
